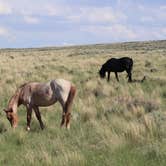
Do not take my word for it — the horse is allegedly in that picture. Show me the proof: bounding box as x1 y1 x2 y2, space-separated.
99 57 133 82
3 79 76 131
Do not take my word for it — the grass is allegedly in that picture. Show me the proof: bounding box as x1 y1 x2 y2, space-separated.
0 40 166 165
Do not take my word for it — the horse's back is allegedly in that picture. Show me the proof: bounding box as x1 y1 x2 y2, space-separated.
25 82 56 106
105 58 124 72
119 57 133 64
20 79 73 107
105 57 133 72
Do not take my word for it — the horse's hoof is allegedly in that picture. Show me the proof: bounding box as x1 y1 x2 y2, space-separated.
41 125 44 130
26 126 30 131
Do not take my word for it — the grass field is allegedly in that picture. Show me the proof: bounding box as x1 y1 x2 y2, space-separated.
0 40 166 166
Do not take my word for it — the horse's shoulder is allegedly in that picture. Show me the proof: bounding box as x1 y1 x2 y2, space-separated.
20 82 41 96
105 58 111 63
106 58 117 64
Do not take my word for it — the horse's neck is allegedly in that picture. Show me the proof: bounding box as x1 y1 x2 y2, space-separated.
8 89 21 113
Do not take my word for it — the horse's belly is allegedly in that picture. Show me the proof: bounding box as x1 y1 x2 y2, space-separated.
33 96 57 107
117 69 125 72
111 68 124 72
32 86 57 106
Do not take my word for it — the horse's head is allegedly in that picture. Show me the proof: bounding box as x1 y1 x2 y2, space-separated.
3 108 18 128
99 66 106 78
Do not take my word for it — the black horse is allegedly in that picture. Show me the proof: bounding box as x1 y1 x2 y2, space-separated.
99 57 133 82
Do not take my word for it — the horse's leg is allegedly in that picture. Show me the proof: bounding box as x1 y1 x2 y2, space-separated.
126 70 132 82
115 72 119 82
128 72 132 82
61 106 66 127
26 105 32 131
57 97 66 127
33 106 44 130
107 72 110 82
64 86 76 129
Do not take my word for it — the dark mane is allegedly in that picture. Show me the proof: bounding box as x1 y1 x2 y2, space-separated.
8 83 29 108
8 89 21 108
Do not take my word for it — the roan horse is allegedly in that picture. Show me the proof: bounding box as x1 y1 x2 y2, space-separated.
3 79 76 130
99 57 133 82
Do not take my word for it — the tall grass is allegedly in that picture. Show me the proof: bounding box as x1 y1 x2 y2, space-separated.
0 40 166 165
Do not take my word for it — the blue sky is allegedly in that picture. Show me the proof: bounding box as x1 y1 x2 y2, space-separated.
0 0 166 48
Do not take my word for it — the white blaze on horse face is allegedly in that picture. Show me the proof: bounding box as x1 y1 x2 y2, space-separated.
53 79 71 103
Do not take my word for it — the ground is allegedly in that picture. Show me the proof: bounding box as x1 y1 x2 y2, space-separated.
0 40 166 165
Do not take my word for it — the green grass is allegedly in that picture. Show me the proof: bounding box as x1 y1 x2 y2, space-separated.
0 40 166 165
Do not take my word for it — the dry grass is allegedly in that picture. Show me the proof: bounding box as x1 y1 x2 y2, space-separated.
0 40 166 165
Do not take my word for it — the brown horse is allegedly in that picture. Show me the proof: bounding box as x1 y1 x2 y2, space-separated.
3 79 76 130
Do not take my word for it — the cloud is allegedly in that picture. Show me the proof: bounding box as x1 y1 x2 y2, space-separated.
0 26 16 42
0 2 127 24
137 5 145 11
81 24 137 40
160 5 166 10
23 16 40 24
45 4 72 16
67 7 127 23
0 0 165 47
0 27 8 36
137 4 166 22
0 1 12 15
140 16 154 23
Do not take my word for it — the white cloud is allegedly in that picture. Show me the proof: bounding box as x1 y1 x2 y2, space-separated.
24 16 40 24
81 7 117 23
138 4 166 22
161 28 166 35
137 5 145 11
0 26 15 41
0 27 8 36
0 1 12 15
45 4 72 16
140 16 154 22
0 0 165 47
160 5 166 10
0 2 127 24
81 23 166 42
82 24 137 40
61 42 75 46
45 5 59 16
0 1 71 17
67 7 127 23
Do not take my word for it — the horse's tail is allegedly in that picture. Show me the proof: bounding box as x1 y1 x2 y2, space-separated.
64 85 76 129
65 85 76 113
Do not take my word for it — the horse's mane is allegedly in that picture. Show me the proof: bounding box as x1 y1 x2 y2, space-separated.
19 82 29 89
8 82 29 107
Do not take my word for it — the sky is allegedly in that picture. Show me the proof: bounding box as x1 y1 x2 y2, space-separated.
0 0 166 48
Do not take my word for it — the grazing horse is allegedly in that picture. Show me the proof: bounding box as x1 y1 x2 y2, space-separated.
3 79 76 130
99 57 133 82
